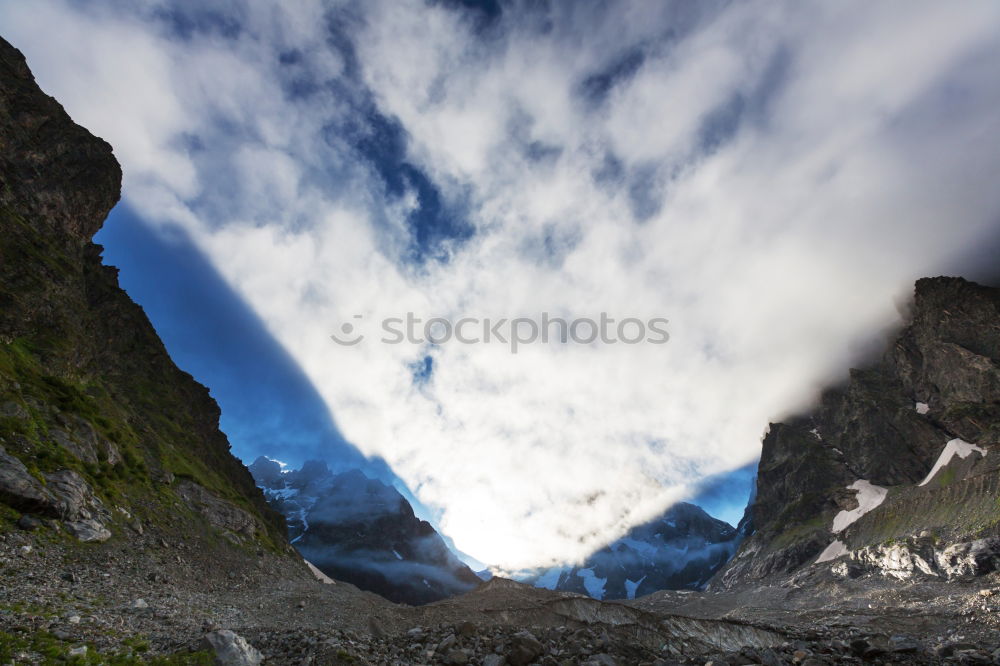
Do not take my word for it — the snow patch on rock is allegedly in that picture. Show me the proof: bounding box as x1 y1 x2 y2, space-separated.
305 560 336 585
816 540 849 563
831 480 888 533
919 438 986 486
576 568 607 600
624 576 647 600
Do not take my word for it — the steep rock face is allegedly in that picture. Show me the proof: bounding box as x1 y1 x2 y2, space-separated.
0 37 284 551
714 277 1000 589
534 502 741 600
250 457 480 604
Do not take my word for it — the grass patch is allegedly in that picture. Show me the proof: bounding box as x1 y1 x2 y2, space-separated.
0 628 215 664
767 514 828 551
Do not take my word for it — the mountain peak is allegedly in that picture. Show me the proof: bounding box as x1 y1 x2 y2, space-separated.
531 500 742 600
251 459 478 604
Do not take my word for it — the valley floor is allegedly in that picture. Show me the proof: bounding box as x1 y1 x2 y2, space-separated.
3 526 1000 665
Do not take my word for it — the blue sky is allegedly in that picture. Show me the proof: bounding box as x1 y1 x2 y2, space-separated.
4 0 1000 569
94 203 446 527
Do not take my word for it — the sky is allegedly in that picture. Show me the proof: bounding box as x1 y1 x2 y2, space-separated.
2 0 1000 570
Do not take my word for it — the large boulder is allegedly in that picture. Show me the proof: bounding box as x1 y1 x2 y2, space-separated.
64 519 111 543
45 469 101 521
0 447 112 541
507 632 545 666
0 445 58 515
936 538 1000 578
199 630 263 666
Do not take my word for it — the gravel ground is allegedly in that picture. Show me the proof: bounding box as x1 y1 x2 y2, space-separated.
3 525 1000 664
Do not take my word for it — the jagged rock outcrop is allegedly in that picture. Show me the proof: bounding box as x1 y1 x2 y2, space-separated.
532 502 741 600
714 277 1000 589
829 535 1000 581
250 457 480 604
0 36 284 551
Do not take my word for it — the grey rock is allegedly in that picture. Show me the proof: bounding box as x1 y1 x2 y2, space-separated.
445 649 469 664
64 519 111 543
849 639 869 655
367 616 387 639
482 655 505 666
889 635 921 653
936 538 1000 578
757 649 784 666
176 480 260 537
16 514 41 531
200 630 263 666
849 540 938 580
48 427 98 466
0 400 29 419
58 414 121 465
45 469 103 521
0 445 59 516
508 632 544 666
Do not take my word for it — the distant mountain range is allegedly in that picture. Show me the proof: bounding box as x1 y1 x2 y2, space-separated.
529 502 743 600
248 457 480 605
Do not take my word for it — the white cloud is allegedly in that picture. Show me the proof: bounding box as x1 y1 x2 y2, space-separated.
3 0 1000 569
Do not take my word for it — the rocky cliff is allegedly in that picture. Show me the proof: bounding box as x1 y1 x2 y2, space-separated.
714 277 1000 588
0 35 286 559
250 457 480 604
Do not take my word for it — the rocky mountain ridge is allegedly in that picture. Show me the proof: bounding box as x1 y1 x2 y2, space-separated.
249 457 480 605
532 502 741 600
713 276 1000 589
